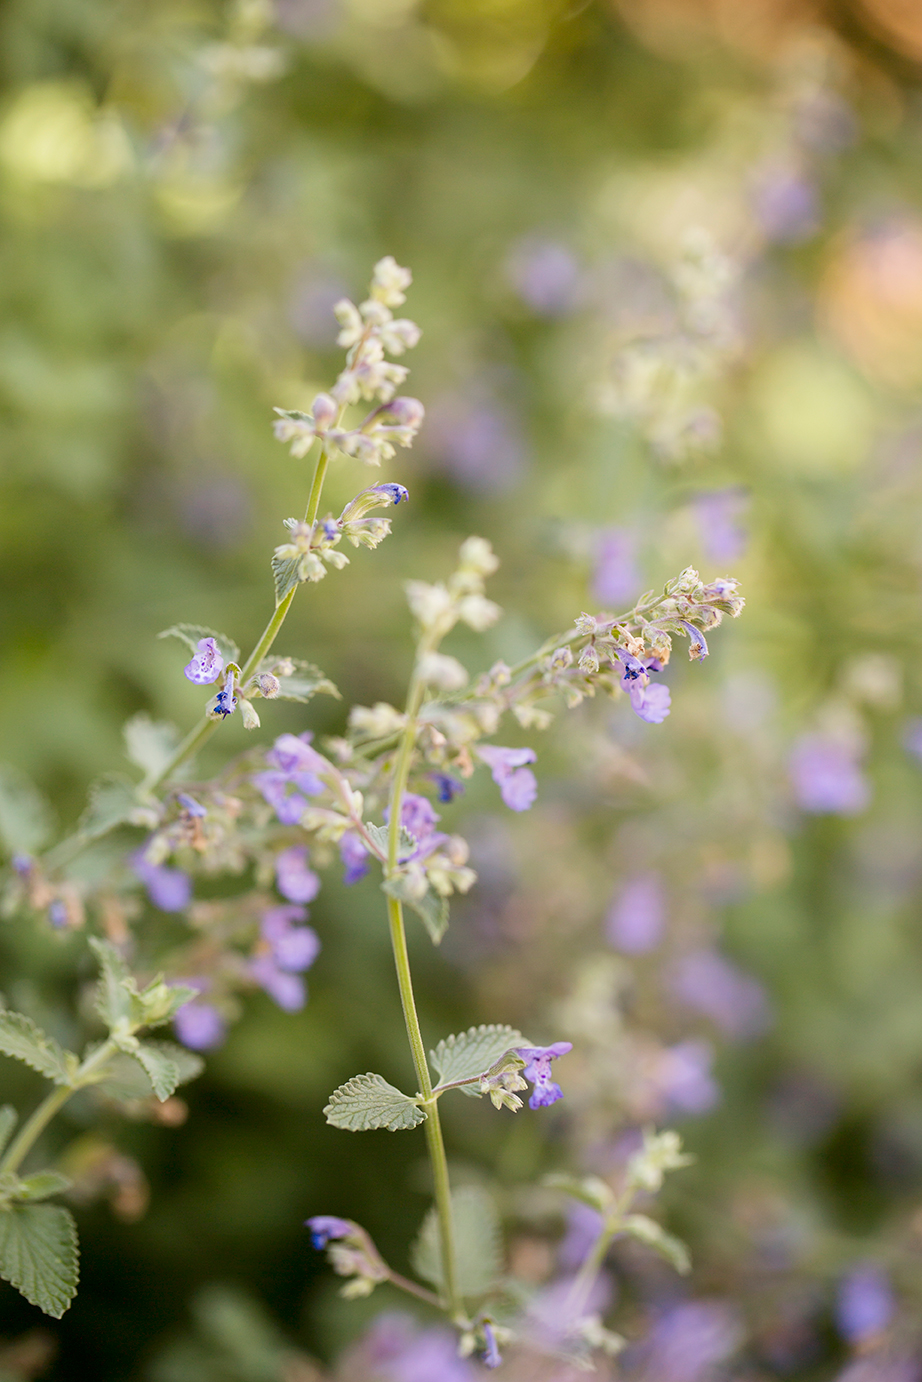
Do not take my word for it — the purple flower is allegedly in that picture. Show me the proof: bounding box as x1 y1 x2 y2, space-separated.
177 792 207 817
558 1199 605 1271
132 853 191 912
836 1265 895 1345
339 831 370 885
424 390 527 495
430 772 464 803
835 1354 919 1382
482 1322 502 1369
173 999 226 1050
506 236 581 316
249 956 306 1011
373 482 408 505
692 488 749 564
275 844 321 904
669 949 772 1040
654 1040 720 1117
260 904 321 972
515 1042 572 1109
790 735 870 815
183 637 224 685
629 680 672 724
48 899 68 929
305 1214 352 1249
267 731 327 778
12 854 32 875
752 167 819 243
396 792 440 841
477 744 538 812
593 528 641 606
605 872 666 953
639 1301 741 1382
383 1326 475 1382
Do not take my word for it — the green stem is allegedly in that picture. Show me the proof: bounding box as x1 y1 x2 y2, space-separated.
386 1268 443 1310
384 648 463 1319
0 1039 117 1177
563 1190 634 1324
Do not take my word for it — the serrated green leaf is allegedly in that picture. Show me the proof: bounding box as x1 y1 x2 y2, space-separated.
271 552 304 606
0 1107 16 1157
430 1025 526 1090
621 1214 691 1274
365 823 414 858
323 1073 425 1132
266 659 340 703
381 877 449 944
77 775 139 840
0 1012 77 1086
158 624 240 666
410 1186 502 1299
123 714 180 777
14 1172 72 1203
0 1202 79 1317
89 937 136 1031
0 763 54 857
95 1041 203 1103
130 1044 179 1100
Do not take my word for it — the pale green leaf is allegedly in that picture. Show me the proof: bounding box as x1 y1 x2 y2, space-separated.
158 624 240 666
410 1186 502 1299
0 764 54 856
123 713 180 777
130 1044 180 1101
0 1202 79 1317
94 1043 202 1103
14 1172 72 1203
543 1172 614 1214
271 552 304 606
323 1073 425 1132
364 823 414 859
0 1012 77 1085
621 1214 691 1274
430 1025 525 1090
0 1107 16 1157
77 775 139 840
265 658 340 703
381 876 449 944
89 937 136 1031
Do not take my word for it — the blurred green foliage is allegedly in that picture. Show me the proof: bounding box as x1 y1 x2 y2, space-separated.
4 0 922 1377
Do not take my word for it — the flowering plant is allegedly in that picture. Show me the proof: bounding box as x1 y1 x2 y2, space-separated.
0 259 744 1368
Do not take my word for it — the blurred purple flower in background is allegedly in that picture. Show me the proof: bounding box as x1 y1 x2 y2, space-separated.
631 1301 742 1382
653 1040 720 1117
668 949 772 1040
902 718 922 762
477 745 538 811
260 904 320 972
790 735 870 815
692 488 749 565
275 844 321 903
752 166 820 243
505 235 582 316
423 388 528 494
173 997 226 1051
352 1314 476 1382
132 853 191 912
835 1355 920 1382
254 732 327 825
593 527 641 606
287 262 350 346
835 1265 896 1346
177 475 251 550
558 1199 604 1272
606 872 666 953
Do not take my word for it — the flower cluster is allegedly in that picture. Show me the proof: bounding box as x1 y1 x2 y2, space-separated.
273 257 424 467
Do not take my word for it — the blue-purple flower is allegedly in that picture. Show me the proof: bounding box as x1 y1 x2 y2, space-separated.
183 636 224 685
668 949 771 1040
477 744 538 811
177 792 206 817
481 1321 502 1369
605 872 666 953
254 732 327 825
593 527 641 606
836 1264 895 1345
615 651 672 724
173 998 226 1050
275 844 321 904
430 772 464 803
692 488 749 564
339 831 370 885
305 1215 352 1249
250 904 320 1011
515 1042 572 1109
790 734 869 815
132 852 192 912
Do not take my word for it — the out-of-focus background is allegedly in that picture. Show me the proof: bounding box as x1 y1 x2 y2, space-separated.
4 0 922 1377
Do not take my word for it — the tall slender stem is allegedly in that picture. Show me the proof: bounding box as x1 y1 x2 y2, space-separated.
385 647 463 1319
0 1039 117 1177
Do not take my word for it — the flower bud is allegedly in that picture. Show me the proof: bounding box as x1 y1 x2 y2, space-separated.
254 672 280 698
311 392 337 429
